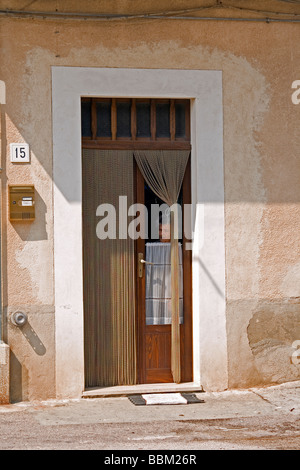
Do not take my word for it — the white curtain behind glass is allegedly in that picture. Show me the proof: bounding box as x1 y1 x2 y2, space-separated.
145 242 183 325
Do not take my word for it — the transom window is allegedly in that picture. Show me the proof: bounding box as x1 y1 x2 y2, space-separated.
81 98 190 149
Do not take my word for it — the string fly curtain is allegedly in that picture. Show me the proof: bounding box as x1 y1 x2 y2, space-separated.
82 149 136 387
134 150 190 383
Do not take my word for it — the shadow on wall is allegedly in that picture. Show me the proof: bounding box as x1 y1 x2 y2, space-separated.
9 351 24 403
19 321 47 356
9 319 47 403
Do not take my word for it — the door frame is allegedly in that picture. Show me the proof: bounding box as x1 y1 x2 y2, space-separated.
52 66 228 398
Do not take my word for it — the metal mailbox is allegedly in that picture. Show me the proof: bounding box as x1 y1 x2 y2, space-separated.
9 185 35 221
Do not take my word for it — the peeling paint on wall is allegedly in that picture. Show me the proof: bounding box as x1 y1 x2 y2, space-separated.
248 301 300 384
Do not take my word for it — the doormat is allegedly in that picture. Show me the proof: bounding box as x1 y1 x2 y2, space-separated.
128 393 204 406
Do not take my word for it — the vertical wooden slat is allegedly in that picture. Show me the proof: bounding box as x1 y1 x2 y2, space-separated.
131 99 136 140
185 101 190 140
151 100 156 140
170 99 175 141
91 99 97 140
111 98 117 140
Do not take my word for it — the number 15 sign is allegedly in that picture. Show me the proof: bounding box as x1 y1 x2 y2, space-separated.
10 143 30 163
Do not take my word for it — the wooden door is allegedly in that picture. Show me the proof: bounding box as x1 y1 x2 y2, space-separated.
136 160 193 384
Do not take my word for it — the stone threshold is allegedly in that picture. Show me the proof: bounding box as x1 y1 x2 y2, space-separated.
82 382 204 398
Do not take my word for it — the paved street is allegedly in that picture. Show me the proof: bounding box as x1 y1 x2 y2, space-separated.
0 381 299 451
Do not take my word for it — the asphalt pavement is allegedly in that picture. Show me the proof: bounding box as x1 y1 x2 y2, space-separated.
0 380 299 450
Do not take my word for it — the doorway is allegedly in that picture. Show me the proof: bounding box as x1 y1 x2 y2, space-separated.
136 162 193 383
82 98 192 387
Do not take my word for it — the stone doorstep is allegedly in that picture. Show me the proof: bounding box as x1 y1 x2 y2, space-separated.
82 382 204 399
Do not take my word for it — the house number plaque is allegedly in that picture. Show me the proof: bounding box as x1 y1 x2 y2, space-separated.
10 143 30 163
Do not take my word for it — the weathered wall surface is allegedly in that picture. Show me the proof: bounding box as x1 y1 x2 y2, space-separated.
0 10 299 398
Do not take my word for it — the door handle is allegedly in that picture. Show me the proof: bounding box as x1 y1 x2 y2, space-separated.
138 252 154 278
140 259 154 265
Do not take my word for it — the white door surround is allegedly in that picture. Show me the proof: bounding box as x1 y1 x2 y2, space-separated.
52 67 227 398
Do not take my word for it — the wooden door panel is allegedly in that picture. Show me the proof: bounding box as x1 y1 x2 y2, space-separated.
146 369 173 383
146 326 171 365
145 326 173 383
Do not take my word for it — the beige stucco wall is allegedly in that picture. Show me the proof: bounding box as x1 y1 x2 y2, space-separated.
0 11 299 399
